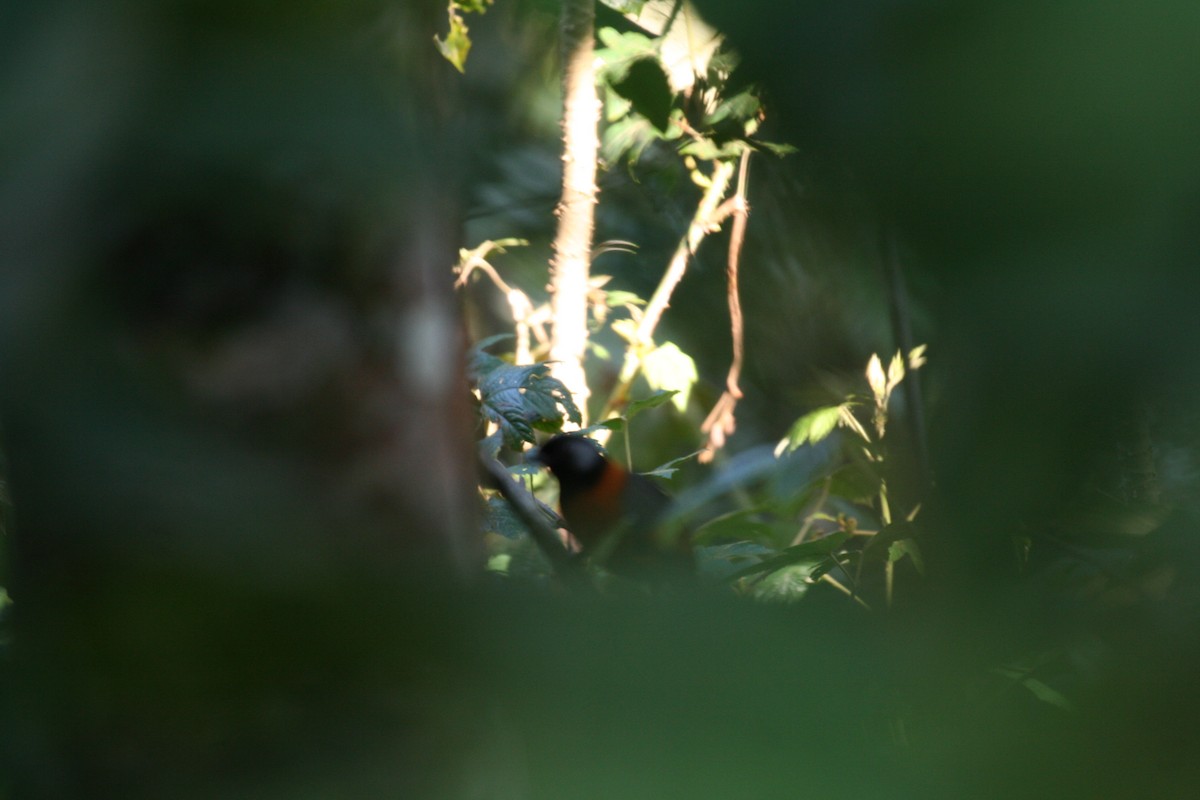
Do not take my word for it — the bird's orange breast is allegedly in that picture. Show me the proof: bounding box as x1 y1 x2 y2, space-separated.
559 462 628 548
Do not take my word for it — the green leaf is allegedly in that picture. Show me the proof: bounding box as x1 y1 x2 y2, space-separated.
605 290 646 308
434 12 472 73
596 29 659 83
473 361 581 449
726 531 851 582
457 0 493 13
598 0 650 17
778 405 843 454
750 562 817 603
611 58 673 133
753 139 798 157
705 89 761 130
887 538 925 576
862 521 921 563
642 449 702 480
642 341 697 412
677 136 743 161
626 389 678 420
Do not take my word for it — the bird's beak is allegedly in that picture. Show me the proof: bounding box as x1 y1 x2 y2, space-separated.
525 444 544 465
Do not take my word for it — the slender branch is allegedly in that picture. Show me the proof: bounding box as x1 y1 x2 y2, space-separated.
478 454 589 587
792 474 832 546
699 148 752 463
598 159 736 421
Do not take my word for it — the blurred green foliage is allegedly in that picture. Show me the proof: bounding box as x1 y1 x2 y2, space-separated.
3 0 1200 798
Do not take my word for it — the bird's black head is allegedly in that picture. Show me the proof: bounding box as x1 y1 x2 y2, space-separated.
530 434 609 489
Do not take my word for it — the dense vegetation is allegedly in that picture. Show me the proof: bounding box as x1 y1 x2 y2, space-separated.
3 1 1199 797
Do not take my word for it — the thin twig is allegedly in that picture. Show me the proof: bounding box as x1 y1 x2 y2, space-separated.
699 148 752 463
479 453 589 587
598 159 736 422
792 475 832 546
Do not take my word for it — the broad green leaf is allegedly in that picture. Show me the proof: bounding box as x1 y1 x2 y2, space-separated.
611 58 673 132
596 28 659 83
474 361 581 449
601 115 661 166
642 341 697 412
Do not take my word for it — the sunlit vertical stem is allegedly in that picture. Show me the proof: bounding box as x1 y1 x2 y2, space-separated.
549 0 600 426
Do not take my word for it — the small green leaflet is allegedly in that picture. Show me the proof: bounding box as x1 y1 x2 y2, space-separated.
778 405 843 455
626 389 678 420
642 449 703 480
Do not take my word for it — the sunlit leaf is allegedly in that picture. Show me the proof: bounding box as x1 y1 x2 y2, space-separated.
605 290 646 308
778 405 843 455
750 562 817 603
886 351 905 394
596 28 658 83
642 341 697 412
866 353 886 401
434 12 471 73
837 403 871 443
611 318 640 345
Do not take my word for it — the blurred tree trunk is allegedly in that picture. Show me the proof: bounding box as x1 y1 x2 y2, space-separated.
549 0 600 425
0 2 478 796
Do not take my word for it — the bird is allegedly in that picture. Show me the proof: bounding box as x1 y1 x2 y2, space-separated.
530 433 693 581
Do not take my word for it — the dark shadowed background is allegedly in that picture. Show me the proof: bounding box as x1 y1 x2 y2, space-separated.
3 1 1200 797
